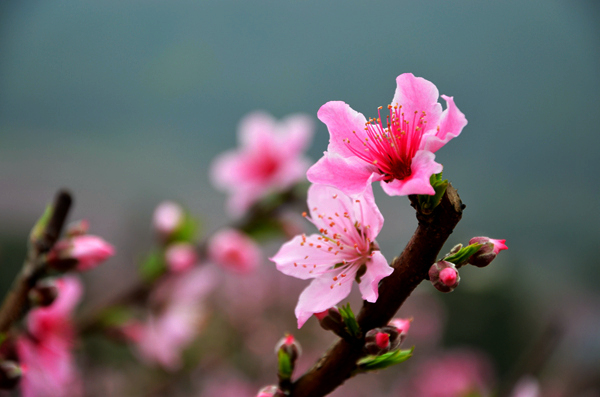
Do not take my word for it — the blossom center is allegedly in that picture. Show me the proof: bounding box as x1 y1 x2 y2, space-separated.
344 105 428 183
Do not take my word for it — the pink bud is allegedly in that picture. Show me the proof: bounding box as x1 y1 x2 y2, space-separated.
389 317 412 335
314 310 329 321
468 237 507 267
153 201 184 237
50 235 115 271
256 385 285 397
375 332 390 349
275 333 302 361
439 267 458 286
164 243 197 273
208 228 261 274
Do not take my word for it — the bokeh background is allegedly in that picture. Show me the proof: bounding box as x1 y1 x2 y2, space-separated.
1 1 599 396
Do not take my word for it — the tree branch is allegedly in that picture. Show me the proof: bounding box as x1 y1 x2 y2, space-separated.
0 190 73 333
290 185 464 397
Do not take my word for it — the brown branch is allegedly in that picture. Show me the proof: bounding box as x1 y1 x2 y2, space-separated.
0 190 73 334
290 185 464 397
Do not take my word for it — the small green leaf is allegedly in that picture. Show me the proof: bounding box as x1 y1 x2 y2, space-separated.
444 243 483 266
339 304 361 338
29 205 52 243
278 349 293 380
417 173 448 214
356 347 414 371
99 306 134 327
139 250 167 282
170 214 200 243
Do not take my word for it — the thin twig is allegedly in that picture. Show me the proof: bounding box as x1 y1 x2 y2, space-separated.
289 185 464 397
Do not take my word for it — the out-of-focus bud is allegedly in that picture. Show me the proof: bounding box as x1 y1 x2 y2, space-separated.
364 326 402 355
164 243 197 273
65 219 89 237
467 237 508 268
207 228 261 274
0 361 22 390
275 334 301 387
275 334 301 367
389 317 412 344
429 260 460 293
314 307 346 336
256 385 285 397
48 235 115 272
153 201 184 238
28 279 58 307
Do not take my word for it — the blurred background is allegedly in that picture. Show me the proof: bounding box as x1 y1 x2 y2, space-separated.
0 1 599 396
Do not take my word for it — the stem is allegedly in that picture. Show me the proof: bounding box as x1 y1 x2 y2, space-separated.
0 190 73 333
289 185 464 397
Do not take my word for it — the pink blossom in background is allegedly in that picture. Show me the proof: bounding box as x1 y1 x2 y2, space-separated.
17 277 83 397
208 228 262 274
165 242 198 273
153 201 184 237
210 112 314 217
50 235 115 272
409 349 494 397
271 183 393 328
307 73 467 197
132 266 216 370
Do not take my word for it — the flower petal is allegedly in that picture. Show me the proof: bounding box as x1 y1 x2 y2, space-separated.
353 181 384 240
307 152 381 196
318 101 368 158
276 114 315 156
422 95 467 153
271 234 342 280
295 274 354 328
358 251 393 303
392 73 442 125
380 150 443 196
237 112 276 150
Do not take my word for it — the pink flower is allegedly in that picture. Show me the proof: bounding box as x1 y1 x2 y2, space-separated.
50 235 115 272
307 73 467 197
270 183 393 328
164 242 197 273
132 266 216 370
468 237 508 268
210 112 314 217
153 201 184 237
17 277 83 397
208 228 262 274
389 317 412 335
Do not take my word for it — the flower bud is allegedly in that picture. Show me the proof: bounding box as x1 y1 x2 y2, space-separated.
364 326 402 355
389 317 412 344
0 361 22 390
314 307 345 336
275 334 301 364
153 201 184 238
275 334 301 385
28 279 58 307
65 219 89 237
164 243 197 273
256 385 286 397
429 260 460 292
467 237 507 268
48 235 115 272
208 228 261 274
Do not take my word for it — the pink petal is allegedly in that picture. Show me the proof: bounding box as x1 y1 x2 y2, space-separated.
275 114 314 156
295 275 354 328
307 152 380 196
380 150 443 196
392 73 442 125
271 234 342 280
354 181 384 240
317 101 368 158
357 251 393 303
238 112 277 151
422 95 467 153
490 238 508 254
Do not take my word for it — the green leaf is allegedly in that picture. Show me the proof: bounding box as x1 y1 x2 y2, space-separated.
278 349 293 380
339 303 361 338
444 243 483 266
356 347 414 371
170 213 200 243
417 173 448 214
29 205 52 243
98 306 134 327
139 250 167 282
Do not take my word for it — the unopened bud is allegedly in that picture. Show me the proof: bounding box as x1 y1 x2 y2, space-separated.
389 317 412 344
314 307 345 336
28 279 58 307
275 334 301 364
467 237 507 268
429 260 460 292
48 235 114 272
164 243 197 273
0 361 22 389
153 201 184 238
65 219 89 237
256 385 285 397
364 326 402 355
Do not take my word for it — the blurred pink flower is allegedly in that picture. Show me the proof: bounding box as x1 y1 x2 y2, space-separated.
210 112 314 217
50 235 115 272
17 277 83 397
153 201 184 237
271 183 392 328
165 242 198 273
307 73 467 197
208 228 261 274
132 266 216 370
409 349 494 397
